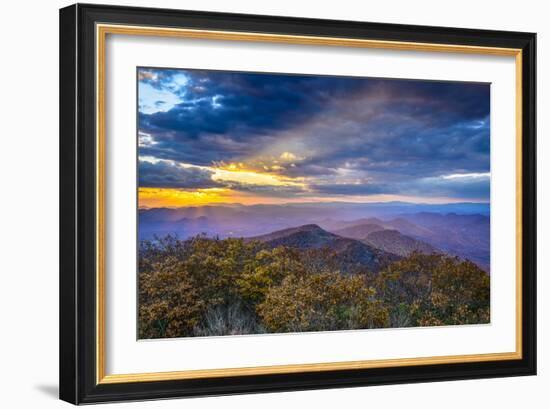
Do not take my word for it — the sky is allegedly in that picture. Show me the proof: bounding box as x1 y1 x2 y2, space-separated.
137 67 490 208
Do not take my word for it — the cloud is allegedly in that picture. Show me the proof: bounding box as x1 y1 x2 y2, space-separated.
222 182 308 197
406 174 490 200
138 159 222 189
441 172 490 180
311 174 490 200
138 132 158 147
311 183 386 196
137 68 491 201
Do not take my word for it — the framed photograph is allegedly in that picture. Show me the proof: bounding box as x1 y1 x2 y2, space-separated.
59 3 536 404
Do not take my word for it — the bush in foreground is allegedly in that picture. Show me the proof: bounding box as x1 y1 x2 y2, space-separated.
138 236 490 338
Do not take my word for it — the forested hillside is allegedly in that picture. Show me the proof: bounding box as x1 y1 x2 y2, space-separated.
138 233 490 339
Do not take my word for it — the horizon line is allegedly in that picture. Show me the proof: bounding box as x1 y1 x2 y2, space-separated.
138 200 490 210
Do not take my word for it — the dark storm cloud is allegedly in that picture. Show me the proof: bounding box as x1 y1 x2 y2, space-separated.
138 159 308 195
310 183 386 195
411 176 490 199
308 116 490 177
138 68 364 165
225 183 308 196
311 175 489 200
138 160 222 189
138 67 490 200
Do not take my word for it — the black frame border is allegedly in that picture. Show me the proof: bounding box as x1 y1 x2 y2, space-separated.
59 3 536 404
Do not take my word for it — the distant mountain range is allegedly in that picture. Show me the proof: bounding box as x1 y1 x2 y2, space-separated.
331 220 436 257
139 202 490 272
329 217 432 237
399 212 490 270
249 224 399 273
333 222 386 239
331 214 488 270
139 202 488 238
363 229 437 257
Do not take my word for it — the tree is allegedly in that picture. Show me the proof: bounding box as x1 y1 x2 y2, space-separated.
375 252 490 327
138 236 490 339
139 256 204 338
237 246 305 305
257 272 389 333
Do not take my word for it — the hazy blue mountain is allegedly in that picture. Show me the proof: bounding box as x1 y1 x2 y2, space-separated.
139 202 489 239
333 222 386 240
249 224 399 273
138 203 490 272
327 213 490 271
397 213 490 270
363 229 438 257
330 217 433 241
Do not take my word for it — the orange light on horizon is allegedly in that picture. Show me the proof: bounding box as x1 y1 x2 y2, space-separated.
139 187 233 208
138 187 304 207
138 187 479 209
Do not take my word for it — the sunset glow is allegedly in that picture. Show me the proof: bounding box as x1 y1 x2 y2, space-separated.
138 187 474 208
137 68 490 208
139 187 234 208
211 164 305 188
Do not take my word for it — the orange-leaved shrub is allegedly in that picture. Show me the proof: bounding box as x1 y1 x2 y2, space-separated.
138 236 490 339
257 272 389 333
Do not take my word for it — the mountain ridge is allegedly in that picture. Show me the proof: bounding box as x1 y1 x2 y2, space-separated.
248 224 399 273
363 229 438 257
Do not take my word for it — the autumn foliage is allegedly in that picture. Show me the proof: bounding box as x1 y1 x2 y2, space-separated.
138 235 490 339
